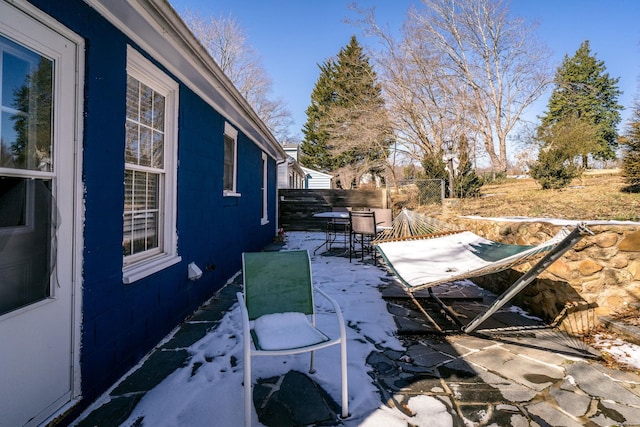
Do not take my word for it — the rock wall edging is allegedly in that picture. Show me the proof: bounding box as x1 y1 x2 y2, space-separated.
444 217 640 322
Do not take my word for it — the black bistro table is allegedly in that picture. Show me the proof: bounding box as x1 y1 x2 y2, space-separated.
312 211 350 254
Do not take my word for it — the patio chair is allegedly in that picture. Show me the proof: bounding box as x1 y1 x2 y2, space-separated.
370 208 393 232
237 250 348 427
349 211 377 264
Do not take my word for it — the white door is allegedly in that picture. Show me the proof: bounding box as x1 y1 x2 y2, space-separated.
0 2 82 426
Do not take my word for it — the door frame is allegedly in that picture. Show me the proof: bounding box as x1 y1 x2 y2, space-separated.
0 0 85 422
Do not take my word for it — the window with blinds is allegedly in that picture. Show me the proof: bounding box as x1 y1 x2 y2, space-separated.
223 122 239 196
123 75 164 258
122 46 180 284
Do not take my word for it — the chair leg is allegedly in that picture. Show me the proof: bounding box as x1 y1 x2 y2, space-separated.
349 231 353 263
340 338 349 418
244 354 251 427
368 235 377 265
309 350 316 374
373 243 377 265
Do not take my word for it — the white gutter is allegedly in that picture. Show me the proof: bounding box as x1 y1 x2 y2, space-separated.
83 0 286 162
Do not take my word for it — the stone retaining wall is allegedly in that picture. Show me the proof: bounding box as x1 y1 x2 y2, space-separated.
443 216 640 330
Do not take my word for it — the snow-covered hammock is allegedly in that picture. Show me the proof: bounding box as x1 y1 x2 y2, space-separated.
374 209 593 333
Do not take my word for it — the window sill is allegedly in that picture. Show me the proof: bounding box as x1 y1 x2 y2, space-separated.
223 191 241 198
123 254 182 284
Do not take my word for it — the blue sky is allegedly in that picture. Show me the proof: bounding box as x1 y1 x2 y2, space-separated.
169 0 640 140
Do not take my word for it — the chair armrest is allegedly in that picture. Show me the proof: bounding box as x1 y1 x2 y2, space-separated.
315 288 347 340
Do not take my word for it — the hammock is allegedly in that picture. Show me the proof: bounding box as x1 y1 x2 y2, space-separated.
374 210 593 333
373 208 464 243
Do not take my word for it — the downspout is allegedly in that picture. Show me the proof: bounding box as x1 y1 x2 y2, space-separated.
275 158 287 237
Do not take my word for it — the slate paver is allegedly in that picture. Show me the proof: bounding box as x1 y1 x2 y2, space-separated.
405 342 455 367
465 346 564 391
525 401 584 427
254 370 340 427
110 349 189 395
161 322 215 349
549 386 592 417
599 400 640 425
73 395 143 427
567 362 640 407
446 334 499 353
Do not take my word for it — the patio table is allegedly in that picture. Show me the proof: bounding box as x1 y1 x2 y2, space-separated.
312 211 350 254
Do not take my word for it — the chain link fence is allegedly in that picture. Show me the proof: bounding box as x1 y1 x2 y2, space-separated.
388 179 445 210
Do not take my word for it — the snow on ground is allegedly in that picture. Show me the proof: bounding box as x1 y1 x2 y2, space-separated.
462 216 640 226
593 334 640 370
86 231 637 426
116 231 454 426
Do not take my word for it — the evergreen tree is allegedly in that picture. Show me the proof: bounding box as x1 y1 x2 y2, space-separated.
420 152 447 181
454 137 481 198
420 137 481 198
300 36 392 187
299 61 336 170
620 100 640 192
418 152 448 204
537 40 623 168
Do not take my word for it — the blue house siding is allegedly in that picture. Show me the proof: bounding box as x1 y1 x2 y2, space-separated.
20 0 284 418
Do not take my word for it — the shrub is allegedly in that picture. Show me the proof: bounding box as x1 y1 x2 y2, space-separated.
479 170 507 185
529 148 581 189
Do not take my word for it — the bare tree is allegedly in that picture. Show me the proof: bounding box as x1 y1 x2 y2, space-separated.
356 0 551 172
354 5 481 174
180 10 293 142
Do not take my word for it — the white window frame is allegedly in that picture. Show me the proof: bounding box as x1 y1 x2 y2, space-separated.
123 46 180 284
261 152 268 225
223 121 240 197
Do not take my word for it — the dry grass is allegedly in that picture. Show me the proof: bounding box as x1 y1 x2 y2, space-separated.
453 169 640 221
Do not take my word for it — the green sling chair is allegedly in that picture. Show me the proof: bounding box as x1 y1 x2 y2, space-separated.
237 249 348 427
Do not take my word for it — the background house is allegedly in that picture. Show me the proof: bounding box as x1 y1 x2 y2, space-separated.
278 144 308 189
277 143 333 189
302 166 334 189
279 140 334 190
0 1 285 425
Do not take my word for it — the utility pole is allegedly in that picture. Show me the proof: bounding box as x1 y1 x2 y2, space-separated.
444 140 455 198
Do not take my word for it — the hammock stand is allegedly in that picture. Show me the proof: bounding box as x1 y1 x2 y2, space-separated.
373 209 594 333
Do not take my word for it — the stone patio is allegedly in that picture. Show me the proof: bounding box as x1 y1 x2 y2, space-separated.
73 244 640 427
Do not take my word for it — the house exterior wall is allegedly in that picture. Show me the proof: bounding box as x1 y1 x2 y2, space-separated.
278 159 307 189
307 175 332 189
23 0 280 417
277 160 290 188
302 167 333 189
